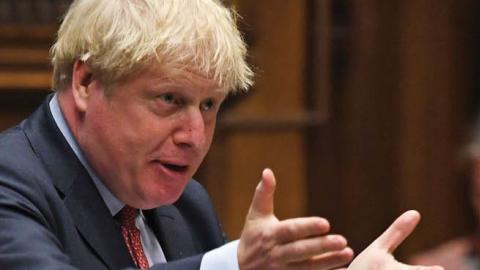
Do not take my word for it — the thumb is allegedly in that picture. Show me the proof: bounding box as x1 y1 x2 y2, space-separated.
371 210 421 253
246 168 277 220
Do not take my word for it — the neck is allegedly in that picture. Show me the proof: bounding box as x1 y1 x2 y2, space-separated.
57 90 82 142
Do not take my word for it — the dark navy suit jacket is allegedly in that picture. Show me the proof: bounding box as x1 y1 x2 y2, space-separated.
0 96 226 269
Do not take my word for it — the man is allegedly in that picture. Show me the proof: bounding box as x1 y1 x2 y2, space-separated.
0 0 442 269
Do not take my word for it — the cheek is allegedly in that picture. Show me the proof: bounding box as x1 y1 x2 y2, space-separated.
105 107 159 148
83 107 144 169
203 122 217 147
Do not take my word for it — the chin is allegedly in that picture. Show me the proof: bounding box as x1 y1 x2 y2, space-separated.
142 187 185 208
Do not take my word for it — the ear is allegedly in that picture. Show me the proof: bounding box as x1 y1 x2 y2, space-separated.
71 59 94 112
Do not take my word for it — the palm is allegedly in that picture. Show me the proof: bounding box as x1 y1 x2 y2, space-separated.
349 249 398 270
347 211 443 270
238 169 354 270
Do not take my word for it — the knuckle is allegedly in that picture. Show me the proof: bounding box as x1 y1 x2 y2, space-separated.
265 247 287 269
260 228 275 243
290 243 306 255
283 225 296 238
264 255 279 269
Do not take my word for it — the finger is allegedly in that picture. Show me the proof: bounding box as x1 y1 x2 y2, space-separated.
409 266 444 270
404 266 444 270
274 217 330 244
273 234 348 263
415 268 443 270
397 261 444 270
288 247 354 270
247 168 277 219
371 210 421 253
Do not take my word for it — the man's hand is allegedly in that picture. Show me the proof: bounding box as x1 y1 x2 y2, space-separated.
347 210 444 270
238 168 354 270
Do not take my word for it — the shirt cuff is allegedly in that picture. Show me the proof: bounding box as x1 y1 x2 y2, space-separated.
200 240 239 270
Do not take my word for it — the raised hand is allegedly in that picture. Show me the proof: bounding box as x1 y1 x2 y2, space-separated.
347 210 444 270
237 168 354 270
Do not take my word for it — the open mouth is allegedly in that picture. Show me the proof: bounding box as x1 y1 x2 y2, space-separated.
162 163 188 173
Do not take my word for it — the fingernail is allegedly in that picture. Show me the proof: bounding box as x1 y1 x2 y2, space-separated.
262 168 271 178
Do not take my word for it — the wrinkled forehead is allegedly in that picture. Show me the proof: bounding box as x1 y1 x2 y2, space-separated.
163 66 225 91
111 63 227 95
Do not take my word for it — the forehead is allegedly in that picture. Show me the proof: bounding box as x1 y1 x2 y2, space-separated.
132 64 224 91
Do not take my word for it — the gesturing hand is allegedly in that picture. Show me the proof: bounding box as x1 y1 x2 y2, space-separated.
347 210 444 270
238 168 353 270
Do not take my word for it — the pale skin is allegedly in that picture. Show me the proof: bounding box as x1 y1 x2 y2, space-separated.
238 169 354 270
239 168 445 270
63 59 443 270
346 209 444 270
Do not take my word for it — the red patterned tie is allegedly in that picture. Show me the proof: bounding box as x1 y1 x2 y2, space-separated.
119 206 149 270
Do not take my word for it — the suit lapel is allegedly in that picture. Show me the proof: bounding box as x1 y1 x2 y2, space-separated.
145 207 199 261
63 169 134 269
23 96 135 269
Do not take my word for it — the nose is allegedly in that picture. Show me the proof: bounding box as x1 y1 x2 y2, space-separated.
172 108 206 148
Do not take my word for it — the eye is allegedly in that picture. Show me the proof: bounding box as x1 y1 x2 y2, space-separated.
160 93 174 104
200 99 214 111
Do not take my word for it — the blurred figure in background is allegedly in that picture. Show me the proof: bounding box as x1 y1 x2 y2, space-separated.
409 119 480 270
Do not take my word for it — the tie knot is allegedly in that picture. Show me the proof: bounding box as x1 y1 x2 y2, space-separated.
118 206 139 227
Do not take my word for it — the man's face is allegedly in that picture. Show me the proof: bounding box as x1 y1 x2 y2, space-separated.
77 66 226 209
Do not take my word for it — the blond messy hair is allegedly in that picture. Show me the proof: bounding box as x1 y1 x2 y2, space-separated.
51 0 253 93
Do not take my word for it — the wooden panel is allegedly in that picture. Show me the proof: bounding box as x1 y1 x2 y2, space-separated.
308 0 403 254
198 0 308 238
309 0 331 122
0 25 55 89
396 0 476 255
307 0 478 259
0 25 56 42
0 48 50 66
222 132 306 237
0 1 70 24
0 71 51 90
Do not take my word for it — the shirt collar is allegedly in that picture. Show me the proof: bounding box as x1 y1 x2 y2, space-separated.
49 93 125 216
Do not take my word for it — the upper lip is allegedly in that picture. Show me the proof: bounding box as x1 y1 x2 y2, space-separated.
157 158 188 166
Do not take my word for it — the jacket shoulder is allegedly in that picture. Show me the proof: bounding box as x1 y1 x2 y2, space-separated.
0 124 44 184
175 180 227 247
